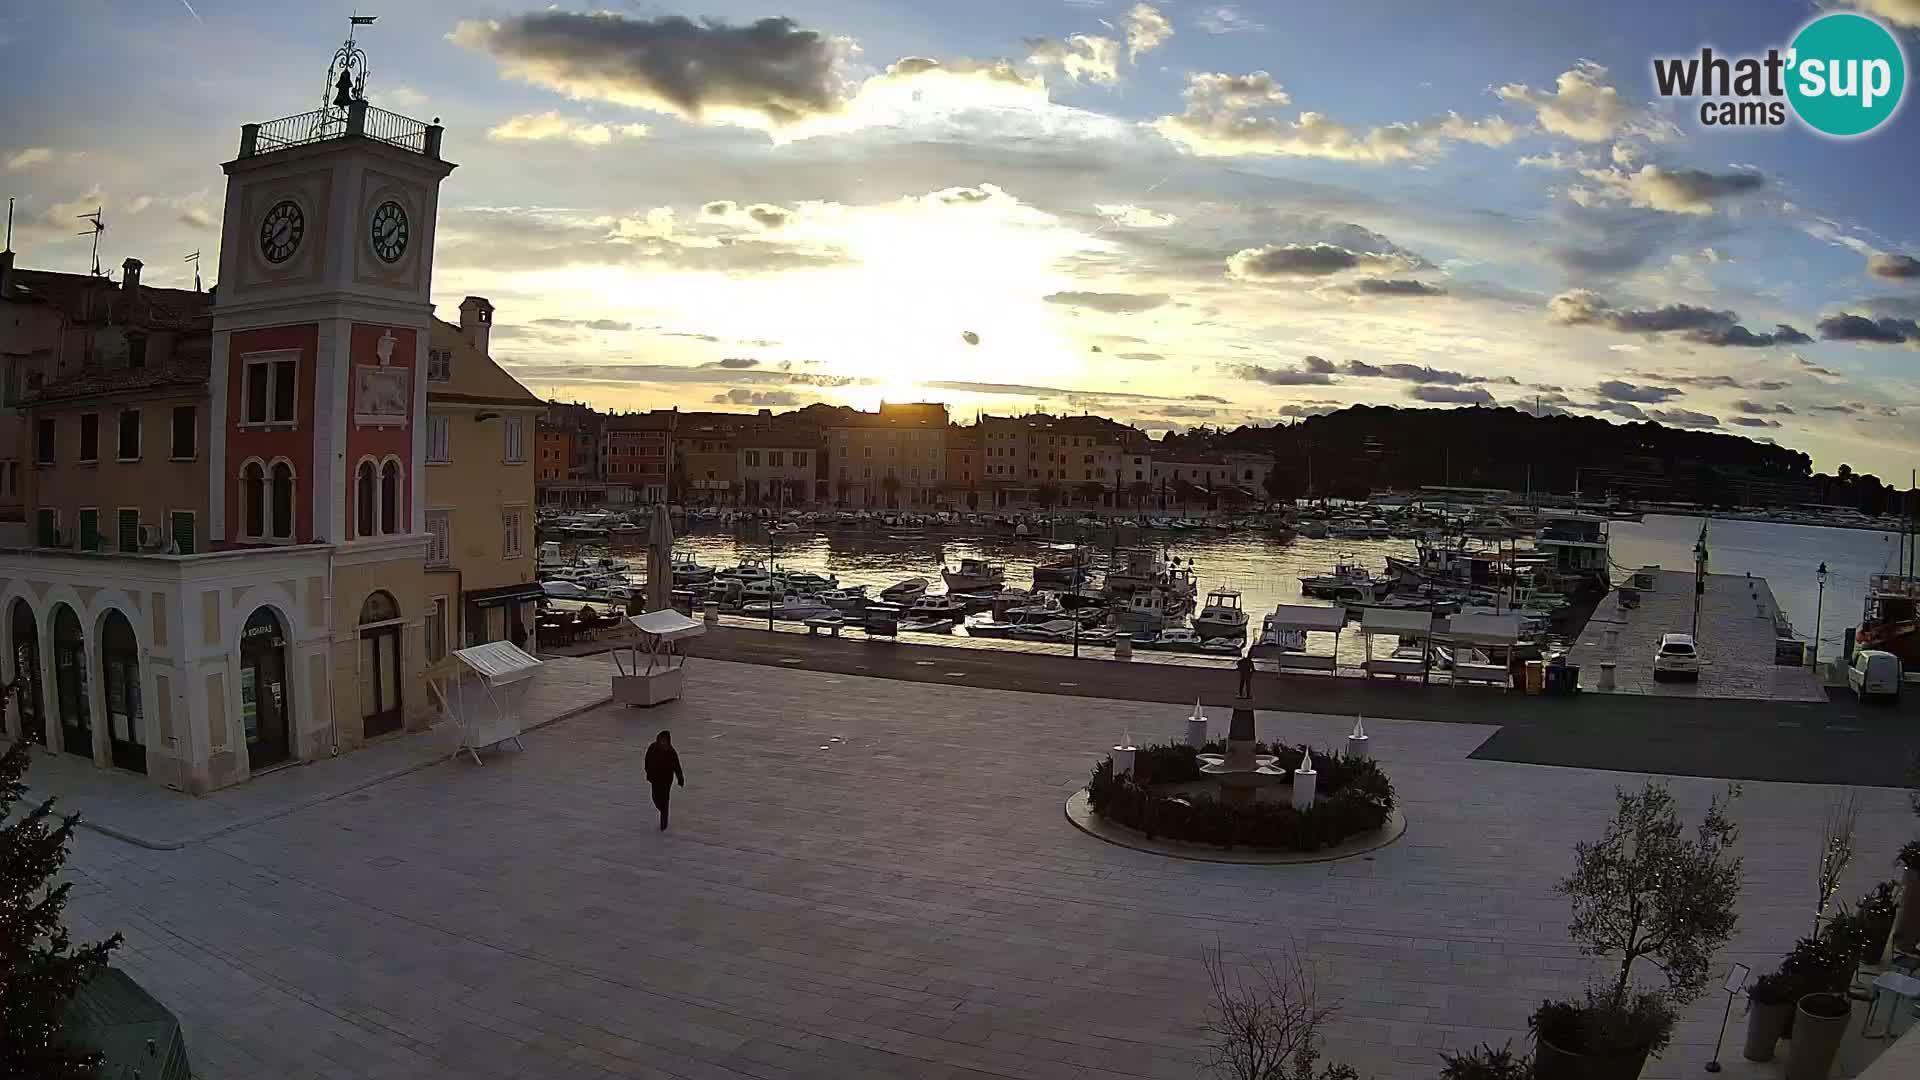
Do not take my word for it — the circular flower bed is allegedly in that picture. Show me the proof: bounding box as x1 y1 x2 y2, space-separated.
1085 741 1396 852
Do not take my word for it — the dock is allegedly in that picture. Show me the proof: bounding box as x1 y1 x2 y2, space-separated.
1569 567 1825 702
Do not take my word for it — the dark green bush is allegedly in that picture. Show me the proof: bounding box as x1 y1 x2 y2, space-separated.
1898 840 1920 873
1086 743 1396 852
1746 972 1793 1006
1437 1042 1532 1080
1530 990 1676 1058
1777 935 1855 997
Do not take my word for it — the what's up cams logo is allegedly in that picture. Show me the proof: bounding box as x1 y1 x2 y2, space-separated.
1652 12 1907 136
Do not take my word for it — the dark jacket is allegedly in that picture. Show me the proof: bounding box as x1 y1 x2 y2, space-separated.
644 743 684 787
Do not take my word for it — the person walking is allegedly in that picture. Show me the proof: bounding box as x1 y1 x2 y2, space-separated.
1235 653 1255 699
644 730 685 831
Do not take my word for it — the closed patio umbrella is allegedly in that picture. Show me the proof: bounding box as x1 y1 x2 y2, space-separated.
645 504 674 613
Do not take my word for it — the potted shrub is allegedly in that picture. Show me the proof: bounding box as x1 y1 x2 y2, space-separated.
1853 880 1900 966
1534 783 1741 1080
1438 1042 1532 1080
1786 992 1851 1080
1741 973 1795 1062
1896 842 1920 953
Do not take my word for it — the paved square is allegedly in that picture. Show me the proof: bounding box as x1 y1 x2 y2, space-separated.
56 659 1914 1079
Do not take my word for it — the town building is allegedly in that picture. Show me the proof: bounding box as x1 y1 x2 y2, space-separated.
678 422 738 505
943 424 982 510
1150 453 1237 508
0 37 534 793
737 429 818 507
534 421 572 482
827 402 947 508
601 410 675 503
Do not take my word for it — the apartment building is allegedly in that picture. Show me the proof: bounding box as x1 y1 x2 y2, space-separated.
534 422 572 482
602 410 676 503
679 422 738 504
827 402 947 508
944 424 982 509
738 430 818 507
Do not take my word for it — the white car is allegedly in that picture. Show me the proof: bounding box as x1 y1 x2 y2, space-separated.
1848 650 1902 702
1652 633 1700 681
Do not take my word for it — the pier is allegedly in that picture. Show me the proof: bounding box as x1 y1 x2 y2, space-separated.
1568 567 1825 702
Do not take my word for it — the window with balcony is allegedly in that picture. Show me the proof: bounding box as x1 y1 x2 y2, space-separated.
240 461 266 539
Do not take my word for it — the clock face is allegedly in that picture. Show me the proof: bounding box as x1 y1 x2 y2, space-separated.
259 200 304 264
370 200 409 263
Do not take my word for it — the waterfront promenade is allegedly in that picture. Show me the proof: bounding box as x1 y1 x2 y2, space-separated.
42 657 1920 1079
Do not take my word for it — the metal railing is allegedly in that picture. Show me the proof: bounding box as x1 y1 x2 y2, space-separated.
243 102 437 158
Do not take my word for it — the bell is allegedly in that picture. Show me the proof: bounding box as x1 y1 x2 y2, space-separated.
332 67 355 108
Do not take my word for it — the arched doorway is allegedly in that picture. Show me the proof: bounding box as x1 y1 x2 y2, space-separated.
99 610 146 774
10 599 45 746
51 604 91 759
240 608 292 769
358 591 402 738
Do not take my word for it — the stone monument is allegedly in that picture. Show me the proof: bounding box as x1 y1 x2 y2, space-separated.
1197 693 1285 806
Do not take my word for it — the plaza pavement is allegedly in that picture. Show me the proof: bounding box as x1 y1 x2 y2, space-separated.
50 657 1920 1080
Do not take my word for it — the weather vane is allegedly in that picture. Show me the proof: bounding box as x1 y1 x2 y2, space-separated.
323 12 377 112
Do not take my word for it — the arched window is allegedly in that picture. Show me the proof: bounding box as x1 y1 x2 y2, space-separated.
270 462 294 540
100 610 145 774
380 460 400 534
241 461 265 538
360 590 398 623
356 461 376 538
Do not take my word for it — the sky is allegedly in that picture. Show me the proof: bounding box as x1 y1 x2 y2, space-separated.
4 0 1920 476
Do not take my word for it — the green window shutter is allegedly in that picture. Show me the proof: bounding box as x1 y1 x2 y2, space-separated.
37 509 56 546
170 511 195 555
79 509 99 551
118 509 139 552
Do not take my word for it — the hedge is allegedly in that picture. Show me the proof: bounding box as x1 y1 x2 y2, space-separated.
1087 742 1396 852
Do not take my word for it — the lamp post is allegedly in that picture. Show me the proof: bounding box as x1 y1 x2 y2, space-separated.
1691 531 1708 641
1812 561 1829 671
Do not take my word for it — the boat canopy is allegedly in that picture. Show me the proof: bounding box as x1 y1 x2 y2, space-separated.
1265 604 1347 632
1359 608 1435 636
1443 612 1524 646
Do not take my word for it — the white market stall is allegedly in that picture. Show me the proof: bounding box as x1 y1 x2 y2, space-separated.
612 609 705 706
440 641 542 764
1439 612 1522 688
1360 608 1436 680
1250 604 1346 674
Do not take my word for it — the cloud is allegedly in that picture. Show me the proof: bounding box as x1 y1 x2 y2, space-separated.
1234 363 1335 386
1648 407 1719 428
1841 1 1920 28
1123 4 1173 61
1570 164 1765 215
1025 34 1121 85
1818 312 1920 345
1302 355 1337 374
874 55 1043 94
1597 379 1682 403
1196 6 1265 33
1409 385 1494 404
1749 380 1791 391
1345 360 1511 385
1587 400 1649 420
1119 352 1166 361
1795 354 1845 378
386 84 429 110
450 13 844 133
1812 403 1860 414
1868 252 1920 279
1272 404 1334 418
1335 277 1447 298
713 388 803 406
715 357 760 369
1516 149 1597 170
1095 203 1179 228
1728 416 1781 428
487 111 650 145
1153 71 1519 162
1734 400 1794 415
5 147 52 171
1495 61 1664 142
1227 242 1414 279
699 200 794 229
178 207 214 229
1043 290 1170 313
1546 290 1805 346
532 317 638 332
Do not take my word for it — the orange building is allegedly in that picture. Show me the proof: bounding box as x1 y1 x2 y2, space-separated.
601 410 676 503
944 424 982 510
535 422 572 482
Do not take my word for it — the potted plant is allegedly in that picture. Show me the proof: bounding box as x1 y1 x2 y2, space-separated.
1438 1042 1532 1080
1773 935 1855 1039
1896 841 1920 954
1534 783 1742 1080
1741 973 1795 1062
1786 992 1851 1080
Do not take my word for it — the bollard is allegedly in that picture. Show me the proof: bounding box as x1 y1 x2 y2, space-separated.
1115 635 1133 661
1110 744 1136 778
1346 716 1370 760
1598 660 1616 691
1290 748 1317 810
1603 628 1618 649
703 601 719 625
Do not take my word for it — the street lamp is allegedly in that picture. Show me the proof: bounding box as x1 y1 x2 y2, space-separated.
1812 561 1829 671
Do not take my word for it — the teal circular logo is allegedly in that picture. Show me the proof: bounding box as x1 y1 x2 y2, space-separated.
1787 13 1906 137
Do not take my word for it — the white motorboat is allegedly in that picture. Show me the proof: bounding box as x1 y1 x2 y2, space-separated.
908 594 969 619
880 576 929 603
1299 558 1378 600
671 553 713 585
941 558 1006 592
1032 546 1091 590
740 578 786 603
1010 619 1080 642
1114 588 1180 633
541 580 588 599
1191 588 1248 640
778 569 838 591
899 618 955 634
819 587 868 611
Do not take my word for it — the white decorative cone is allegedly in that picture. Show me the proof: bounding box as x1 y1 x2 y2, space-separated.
1110 745 1137 778
1291 751 1317 810
1347 715 1370 760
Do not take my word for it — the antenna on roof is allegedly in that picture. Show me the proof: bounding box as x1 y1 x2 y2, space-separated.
5 196 13 251
184 250 202 292
76 206 105 276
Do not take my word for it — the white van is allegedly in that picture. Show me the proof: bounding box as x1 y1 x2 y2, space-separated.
1848 650 1902 702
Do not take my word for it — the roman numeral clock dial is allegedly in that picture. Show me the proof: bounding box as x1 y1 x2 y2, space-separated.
259 199 303 263
370 200 409 263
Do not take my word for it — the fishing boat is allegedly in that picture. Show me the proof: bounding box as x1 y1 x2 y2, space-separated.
1033 545 1091 590
1191 588 1248 640
671 552 714 585
942 557 1006 592
1299 558 1380 599
880 577 929 603
899 617 955 634
819 587 869 611
1856 574 1920 667
908 594 969 620
778 569 838 591
1113 588 1181 634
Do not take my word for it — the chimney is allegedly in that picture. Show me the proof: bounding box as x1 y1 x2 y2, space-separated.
458 295 494 355
0 249 12 299
122 257 143 292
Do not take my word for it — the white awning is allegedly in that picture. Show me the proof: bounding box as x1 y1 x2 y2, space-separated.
1444 612 1524 646
1359 608 1435 635
628 609 706 643
454 641 544 686
1263 604 1346 632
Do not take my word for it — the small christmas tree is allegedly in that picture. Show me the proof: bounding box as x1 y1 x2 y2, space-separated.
1 677 123 1079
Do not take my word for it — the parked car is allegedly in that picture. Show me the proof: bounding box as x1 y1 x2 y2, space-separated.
1848 649 1902 702
1652 632 1700 681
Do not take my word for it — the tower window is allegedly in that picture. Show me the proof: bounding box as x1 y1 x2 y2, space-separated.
380 460 401 534
270 462 294 539
241 461 266 539
243 354 298 425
